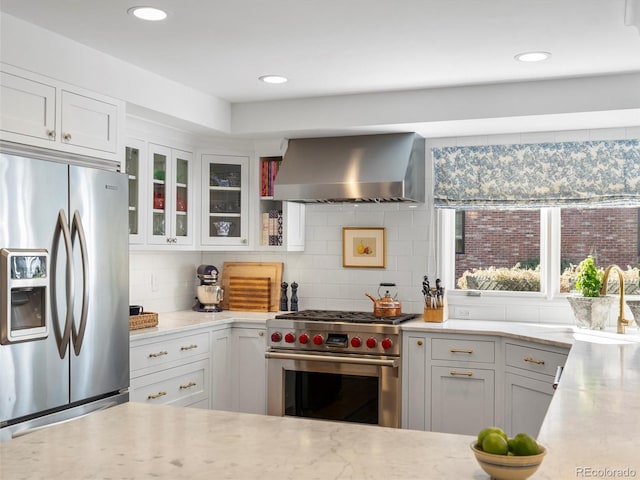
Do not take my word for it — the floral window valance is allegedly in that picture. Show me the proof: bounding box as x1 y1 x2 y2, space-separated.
433 139 640 209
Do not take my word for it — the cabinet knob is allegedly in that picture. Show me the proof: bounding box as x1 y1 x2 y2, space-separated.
417 340 423 346
47 130 56 140
258 331 264 337
63 132 72 142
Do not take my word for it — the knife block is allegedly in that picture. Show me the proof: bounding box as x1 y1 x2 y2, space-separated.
423 293 447 323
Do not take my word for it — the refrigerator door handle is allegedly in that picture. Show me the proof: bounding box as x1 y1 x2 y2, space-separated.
71 210 90 356
51 209 74 359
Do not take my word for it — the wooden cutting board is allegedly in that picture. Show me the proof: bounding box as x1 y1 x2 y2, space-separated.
221 262 283 311
227 277 271 312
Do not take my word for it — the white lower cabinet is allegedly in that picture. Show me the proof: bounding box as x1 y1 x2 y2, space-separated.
504 373 554 438
503 341 568 437
403 334 428 430
130 359 209 408
233 328 267 414
210 327 233 411
431 366 495 435
402 332 567 437
209 326 267 414
130 325 268 414
130 329 211 409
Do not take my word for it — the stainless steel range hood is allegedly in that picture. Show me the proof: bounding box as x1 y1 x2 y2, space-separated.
273 133 425 203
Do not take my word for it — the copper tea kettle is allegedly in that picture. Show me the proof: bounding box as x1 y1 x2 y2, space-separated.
365 283 402 317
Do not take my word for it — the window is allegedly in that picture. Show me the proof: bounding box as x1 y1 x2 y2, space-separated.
452 207 639 295
455 210 541 292
560 207 639 295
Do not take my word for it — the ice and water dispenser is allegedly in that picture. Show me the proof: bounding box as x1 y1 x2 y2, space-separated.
0 249 49 344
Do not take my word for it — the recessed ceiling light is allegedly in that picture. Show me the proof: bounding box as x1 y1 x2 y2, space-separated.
259 75 288 84
128 6 168 21
514 51 551 63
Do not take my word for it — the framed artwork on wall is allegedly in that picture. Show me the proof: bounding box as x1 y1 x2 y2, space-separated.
342 227 386 268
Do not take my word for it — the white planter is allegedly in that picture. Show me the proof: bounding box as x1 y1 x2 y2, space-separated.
567 296 614 330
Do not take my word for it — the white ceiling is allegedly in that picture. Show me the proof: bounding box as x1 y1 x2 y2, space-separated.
1 0 640 105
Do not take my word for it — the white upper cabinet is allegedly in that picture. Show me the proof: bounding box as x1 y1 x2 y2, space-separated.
200 154 250 248
0 64 123 162
124 138 147 245
147 143 194 247
0 70 56 141
60 90 118 153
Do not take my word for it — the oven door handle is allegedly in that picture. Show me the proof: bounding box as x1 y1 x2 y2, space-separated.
265 351 399 368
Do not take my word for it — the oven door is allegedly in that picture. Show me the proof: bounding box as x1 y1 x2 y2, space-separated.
266 350 400 428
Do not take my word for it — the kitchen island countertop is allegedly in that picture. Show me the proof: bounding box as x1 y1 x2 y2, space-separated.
0 402 481 479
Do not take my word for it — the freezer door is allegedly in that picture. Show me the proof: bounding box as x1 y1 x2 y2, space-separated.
0 154 71 423
68 166 129 402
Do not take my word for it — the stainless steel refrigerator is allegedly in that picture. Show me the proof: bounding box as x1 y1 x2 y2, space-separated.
0 152 129 441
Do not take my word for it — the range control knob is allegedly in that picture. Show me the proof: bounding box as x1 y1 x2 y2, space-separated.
284 332 296 343
270 332 282 343
350 336 362 348
313 334 324 346
299 333 310 344
366 337 377 349
381 338 393 350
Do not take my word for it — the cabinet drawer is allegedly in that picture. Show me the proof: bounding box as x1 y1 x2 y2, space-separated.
505 343 567 377
130 359 208 407
431 337 495 363
131 331 210 372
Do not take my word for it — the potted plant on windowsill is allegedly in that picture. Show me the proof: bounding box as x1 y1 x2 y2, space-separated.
566 255 613 330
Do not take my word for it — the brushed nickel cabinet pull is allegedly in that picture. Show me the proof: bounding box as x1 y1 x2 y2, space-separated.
148 350 168 358
450 348 473 354
450 370 473 377
180 344 198 351
62 132 72 142
47 130 56 140
524 356 545 365
147 391 167 400
179 382 197 390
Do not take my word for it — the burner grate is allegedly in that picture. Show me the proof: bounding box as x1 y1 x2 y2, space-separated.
274 310 415 325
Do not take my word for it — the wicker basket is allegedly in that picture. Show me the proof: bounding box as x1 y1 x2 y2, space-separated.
129 312 158 330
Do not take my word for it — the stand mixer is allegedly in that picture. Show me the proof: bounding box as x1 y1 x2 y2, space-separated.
193 264 223 312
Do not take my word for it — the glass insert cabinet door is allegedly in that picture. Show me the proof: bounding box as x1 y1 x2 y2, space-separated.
201 154 249 246
125 138 146 245
173 153 190 242
148 143 193 246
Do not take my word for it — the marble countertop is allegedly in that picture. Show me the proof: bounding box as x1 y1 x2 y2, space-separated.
0 403 481 479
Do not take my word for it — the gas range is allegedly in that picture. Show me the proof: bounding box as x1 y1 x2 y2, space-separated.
267 310 416 356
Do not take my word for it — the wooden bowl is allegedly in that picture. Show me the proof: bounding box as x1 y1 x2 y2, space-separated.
470 442 546 480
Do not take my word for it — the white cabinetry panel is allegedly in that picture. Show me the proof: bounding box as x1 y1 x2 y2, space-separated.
60 90 117 153
0 70 56 141
431 366 495 435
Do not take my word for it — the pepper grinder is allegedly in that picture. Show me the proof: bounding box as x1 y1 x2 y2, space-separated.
279 282 289 311
290 282 298 311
